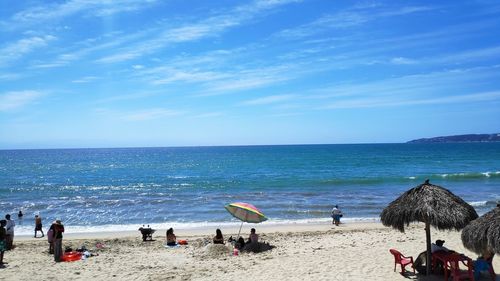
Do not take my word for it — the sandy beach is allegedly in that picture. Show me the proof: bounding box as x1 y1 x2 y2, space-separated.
1 222 498 281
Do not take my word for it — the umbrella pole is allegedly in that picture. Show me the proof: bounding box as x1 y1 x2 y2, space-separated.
237 221 243 239
425 221 432 275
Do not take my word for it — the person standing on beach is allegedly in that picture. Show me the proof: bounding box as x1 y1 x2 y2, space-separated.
0 220 6 266
4 214 15 250
331 205 343 226
47 223 55 254
34 215 44 238
53 220 64 262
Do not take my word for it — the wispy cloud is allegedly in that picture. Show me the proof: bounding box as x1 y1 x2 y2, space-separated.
305 66 500 110
96 0 300 63
241 94 297 105
390 57 418 65
0 35 56 66
95 107 184 121
0 90 44 111
2 0 159 29
0 73 22 81
146 67 230 85
277 5 434 39
31 30 152 68
71 76 99 83
322 91 500 109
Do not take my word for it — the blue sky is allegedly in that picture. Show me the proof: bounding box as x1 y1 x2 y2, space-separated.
1 0 499 149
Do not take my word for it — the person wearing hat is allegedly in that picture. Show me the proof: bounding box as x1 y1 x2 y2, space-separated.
52 220 64 262
431 239 450 253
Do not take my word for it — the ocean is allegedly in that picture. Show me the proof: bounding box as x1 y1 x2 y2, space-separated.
1 143 499 235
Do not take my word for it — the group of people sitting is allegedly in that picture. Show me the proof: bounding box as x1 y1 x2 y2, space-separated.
414 239 495 279
165 227 259 251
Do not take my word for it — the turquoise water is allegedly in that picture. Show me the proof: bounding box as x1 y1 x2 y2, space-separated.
1 143 499 234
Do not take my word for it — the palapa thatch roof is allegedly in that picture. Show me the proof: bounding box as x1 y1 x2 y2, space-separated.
380 180 478 232
461 206 500 254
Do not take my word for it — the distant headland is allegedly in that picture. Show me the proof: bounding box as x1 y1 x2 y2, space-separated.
408 133 500 143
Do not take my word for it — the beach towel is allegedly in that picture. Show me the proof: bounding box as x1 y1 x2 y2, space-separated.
163 243 180 248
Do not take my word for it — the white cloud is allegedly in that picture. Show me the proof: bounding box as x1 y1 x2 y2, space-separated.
148 68 230 85
323 91 500 109
71 76 99 83
4 0 159 27
0 35 56 66
241 94 297 105
95 0 300 63
0 73 22 81
0 90 43 111
390 57 418 65
277 5 434 39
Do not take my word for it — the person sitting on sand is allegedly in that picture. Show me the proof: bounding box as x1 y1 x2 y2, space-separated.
235 237 245 250
34 215 44 238
166 228 177 246
431 239 450 253
248 228 258 244
213 229 224 244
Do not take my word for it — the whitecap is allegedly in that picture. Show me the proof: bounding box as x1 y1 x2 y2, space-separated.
469 201 487 207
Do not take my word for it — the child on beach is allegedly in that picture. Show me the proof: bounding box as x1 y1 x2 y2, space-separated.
34 215 44 238
235 237 245 250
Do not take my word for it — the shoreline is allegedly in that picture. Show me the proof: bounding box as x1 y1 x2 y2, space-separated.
15 220 383 240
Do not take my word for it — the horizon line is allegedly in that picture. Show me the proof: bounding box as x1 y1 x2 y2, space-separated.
0 142 410 151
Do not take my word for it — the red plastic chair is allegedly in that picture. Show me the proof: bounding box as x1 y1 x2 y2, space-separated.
390 249 415 274
445 254 475 281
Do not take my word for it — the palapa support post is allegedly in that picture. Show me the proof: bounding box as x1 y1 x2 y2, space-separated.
425 220 432 275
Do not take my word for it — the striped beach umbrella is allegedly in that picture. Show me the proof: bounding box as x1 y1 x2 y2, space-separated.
225 202 267 238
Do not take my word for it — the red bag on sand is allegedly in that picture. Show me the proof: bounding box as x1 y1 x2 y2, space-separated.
178 240 188 245
61 252 82 262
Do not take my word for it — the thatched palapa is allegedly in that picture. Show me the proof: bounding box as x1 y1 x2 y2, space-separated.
461 205 500 255
380 180 478 275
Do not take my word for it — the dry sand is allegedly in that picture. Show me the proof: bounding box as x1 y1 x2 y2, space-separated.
1 222 498 281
